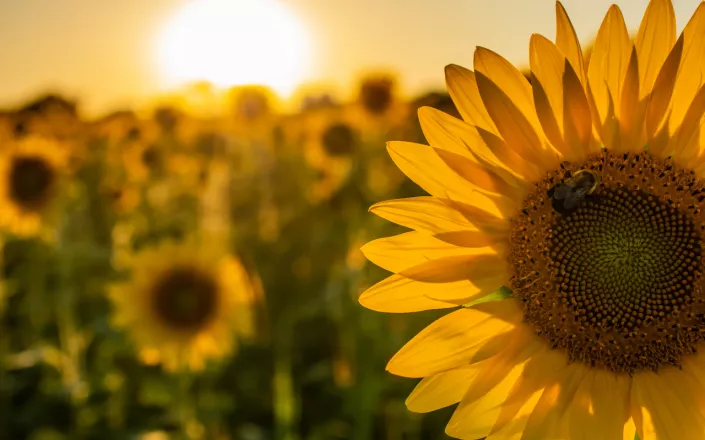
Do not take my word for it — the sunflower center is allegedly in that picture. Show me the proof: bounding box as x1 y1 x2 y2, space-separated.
360 78 393 114
151 267 219 331
9 156 55 209
509 151 705 373
322 123 356 157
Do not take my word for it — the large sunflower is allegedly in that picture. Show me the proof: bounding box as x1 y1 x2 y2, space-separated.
109 241 257 371
0 136 67 237
360 1 705 438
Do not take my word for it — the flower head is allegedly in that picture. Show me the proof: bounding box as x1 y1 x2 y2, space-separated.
360 1 705 438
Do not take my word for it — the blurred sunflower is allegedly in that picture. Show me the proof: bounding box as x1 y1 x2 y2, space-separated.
0 136 67 237
360 1 705 438
109 240 257 371
304 114 358 203
359 75 395 116
346 73 409 136
226 85 278 143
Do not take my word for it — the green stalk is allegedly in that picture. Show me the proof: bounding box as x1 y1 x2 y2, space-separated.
274 320 299 440
55 213 88 436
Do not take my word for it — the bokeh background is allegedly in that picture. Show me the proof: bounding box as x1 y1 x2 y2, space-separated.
0 1 702 439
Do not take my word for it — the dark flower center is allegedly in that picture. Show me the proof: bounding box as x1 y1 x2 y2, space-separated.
322 123 356 157
510 151 705 373
9 156 55 210
151 267 219 331
360 78 393 115
141 146 162 170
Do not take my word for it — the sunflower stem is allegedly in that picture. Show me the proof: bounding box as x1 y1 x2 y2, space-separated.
177 371 196 440
0 315 8 438
273 321 299 440
55 210 88 436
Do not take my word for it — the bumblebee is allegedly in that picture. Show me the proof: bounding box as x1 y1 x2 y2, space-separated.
548 169 600 214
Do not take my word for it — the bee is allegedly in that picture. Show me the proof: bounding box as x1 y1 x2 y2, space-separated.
548 169 600 214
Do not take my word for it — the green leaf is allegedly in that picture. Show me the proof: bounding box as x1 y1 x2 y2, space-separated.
461 286 512 308
635 433 640 440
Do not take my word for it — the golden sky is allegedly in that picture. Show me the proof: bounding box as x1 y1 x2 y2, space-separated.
0 0 701 115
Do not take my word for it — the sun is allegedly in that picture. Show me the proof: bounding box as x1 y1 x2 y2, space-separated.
155 0 312 96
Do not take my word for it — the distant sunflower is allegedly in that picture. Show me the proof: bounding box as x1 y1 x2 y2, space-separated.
301 109 359 202
361 1 705 438
109 241 257 371
359 75 395 115
321 122 358 157
0 136 66 237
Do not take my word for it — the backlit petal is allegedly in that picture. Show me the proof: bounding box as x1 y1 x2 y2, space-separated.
406 365 482 413
387 305 519 378
444 64 498 133
369 196 477 234
555 1 586 85
361 231 494 273
635 0 676 99
587 5 631 147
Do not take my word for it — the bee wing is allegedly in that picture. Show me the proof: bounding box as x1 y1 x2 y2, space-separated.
562 187 590 209
562 196 579 209
553 184 573 199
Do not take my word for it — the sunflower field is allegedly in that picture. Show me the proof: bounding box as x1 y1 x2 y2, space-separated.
0 76 462 440
10 0 705 438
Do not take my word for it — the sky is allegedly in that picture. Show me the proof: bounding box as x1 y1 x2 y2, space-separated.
0 0 702 116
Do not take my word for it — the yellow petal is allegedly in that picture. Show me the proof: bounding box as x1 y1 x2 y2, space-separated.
569 369 630 440
447 364 525 439
387 141 505 217
386 305 518 378
555 1 586 85
445 198 512 236
617 46 643 153
433 229 506 249
486 391 542 440
530 33 593 161
645 34 684 140
467 120 546 181
636 0 676 99
623 418 638 440
667 3 705 134
587 5 631 147
420 95 543 181
418 106 529 191
369 196 476 234
359 274 469 313
460 325 542 404
446 329 540 439
432 147 523 216
473 47 543 142
422 266 508 304
406 365 481 413
670 84 705 165
530 34 568 155
398 253 508 284
631 367 705 440
474 48 559 169
444 64 498 134
418 106 473 158
361 231 491 273
492 348 577 437
360 253 509 312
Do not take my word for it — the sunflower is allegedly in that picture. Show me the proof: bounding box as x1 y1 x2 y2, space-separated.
300 108 360 203
360 1 705 438
346 74 410 138
109 240 257 371
0 136 67 237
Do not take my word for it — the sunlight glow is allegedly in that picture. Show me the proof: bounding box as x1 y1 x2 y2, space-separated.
156 0 312 97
